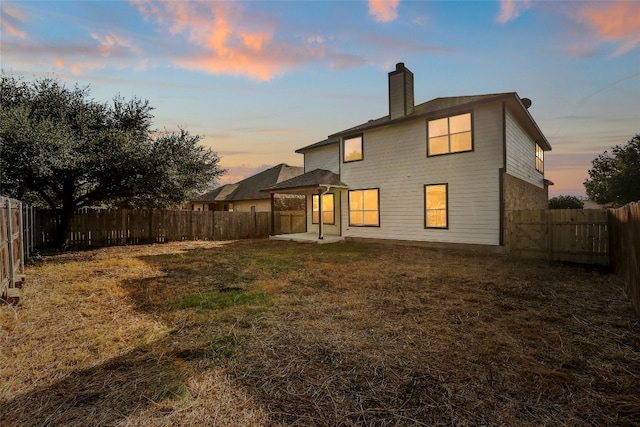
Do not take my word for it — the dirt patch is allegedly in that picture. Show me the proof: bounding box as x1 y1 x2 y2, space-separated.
1 239 638 426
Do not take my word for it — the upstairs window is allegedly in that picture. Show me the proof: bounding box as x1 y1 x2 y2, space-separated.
428 113 472 156
312 193 335 224
536 143 544 173
349 189 379 226
344 135 363 162
425 184 448 228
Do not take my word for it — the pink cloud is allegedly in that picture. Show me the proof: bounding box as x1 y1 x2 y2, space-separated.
368 0 400 23
130 0 314 81
241 32 270 50
2 39 147 76
495 0 531 24
1 2 28 38
59 32 144 75
575 1 640 57
91 33 141 57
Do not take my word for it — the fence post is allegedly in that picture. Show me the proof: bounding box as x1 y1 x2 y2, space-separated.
31 206 35 254
17 201 25 273
545 210 552 260
23 204 29 260
23 203 30 260
290 212 294 235
6 199 16 290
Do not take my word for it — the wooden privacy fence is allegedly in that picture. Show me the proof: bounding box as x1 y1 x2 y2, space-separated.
608 202 640 315
1 196 35 303
506 209 609 265
37 209 306 247
276 211 306 235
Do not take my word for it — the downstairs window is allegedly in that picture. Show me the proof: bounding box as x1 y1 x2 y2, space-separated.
425 184 448 228
349 189 379 226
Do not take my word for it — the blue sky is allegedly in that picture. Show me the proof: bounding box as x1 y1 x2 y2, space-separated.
2 0 639 197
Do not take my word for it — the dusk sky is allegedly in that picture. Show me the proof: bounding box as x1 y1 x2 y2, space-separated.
1 0 639 197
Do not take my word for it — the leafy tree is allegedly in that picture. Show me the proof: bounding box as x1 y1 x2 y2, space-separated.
273 195 306 211
0 74 225 245
584 134 640 206
549 195 584 209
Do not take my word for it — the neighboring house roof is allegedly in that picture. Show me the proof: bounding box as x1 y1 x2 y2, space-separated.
296 92 551 153
192 184 237 202
262 169 347 193
192 163 303 203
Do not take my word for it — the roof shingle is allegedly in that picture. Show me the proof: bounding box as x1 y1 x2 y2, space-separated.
296 92 550 152
262 169 346 193
192 163 303 202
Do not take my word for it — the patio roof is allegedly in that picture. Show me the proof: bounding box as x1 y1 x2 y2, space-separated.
261 168 347 194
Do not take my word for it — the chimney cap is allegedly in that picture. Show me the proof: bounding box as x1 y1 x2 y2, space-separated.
396 62 405 71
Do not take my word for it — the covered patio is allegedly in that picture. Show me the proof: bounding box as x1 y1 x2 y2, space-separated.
262 168 348 243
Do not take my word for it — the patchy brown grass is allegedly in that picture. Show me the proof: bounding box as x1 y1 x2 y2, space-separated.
1 239 638 426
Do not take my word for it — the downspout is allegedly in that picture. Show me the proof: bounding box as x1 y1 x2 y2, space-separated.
316 183 348 240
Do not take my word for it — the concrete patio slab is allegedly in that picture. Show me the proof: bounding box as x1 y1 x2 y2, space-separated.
269 232 344 244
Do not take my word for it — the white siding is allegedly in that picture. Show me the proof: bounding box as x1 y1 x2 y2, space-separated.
505 107 544 188
340 102 504 246
304 144 339 174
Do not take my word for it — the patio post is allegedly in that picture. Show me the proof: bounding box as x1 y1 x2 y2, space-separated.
270 193 275 235
318 189 324 240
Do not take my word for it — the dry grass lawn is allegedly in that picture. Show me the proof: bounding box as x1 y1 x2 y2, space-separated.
1 239 638 426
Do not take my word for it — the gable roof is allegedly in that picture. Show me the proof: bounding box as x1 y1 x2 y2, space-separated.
296 92 551 153
192 184 237 202
295 137 339 154
193 163 303 202
262 169 347 193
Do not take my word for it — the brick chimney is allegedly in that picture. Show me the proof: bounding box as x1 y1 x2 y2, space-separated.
388 62 414 120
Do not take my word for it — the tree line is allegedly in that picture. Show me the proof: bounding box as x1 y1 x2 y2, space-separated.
550 134 639 209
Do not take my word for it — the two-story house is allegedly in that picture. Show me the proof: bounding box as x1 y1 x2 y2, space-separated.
264 63 552 248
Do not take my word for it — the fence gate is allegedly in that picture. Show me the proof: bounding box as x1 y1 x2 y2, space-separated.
506 209 609 265
1 196 28 303
275 211 306 234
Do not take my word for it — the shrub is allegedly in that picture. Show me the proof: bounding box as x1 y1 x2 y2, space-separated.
549 195 584 209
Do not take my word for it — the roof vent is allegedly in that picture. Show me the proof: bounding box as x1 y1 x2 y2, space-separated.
521 98 532 109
